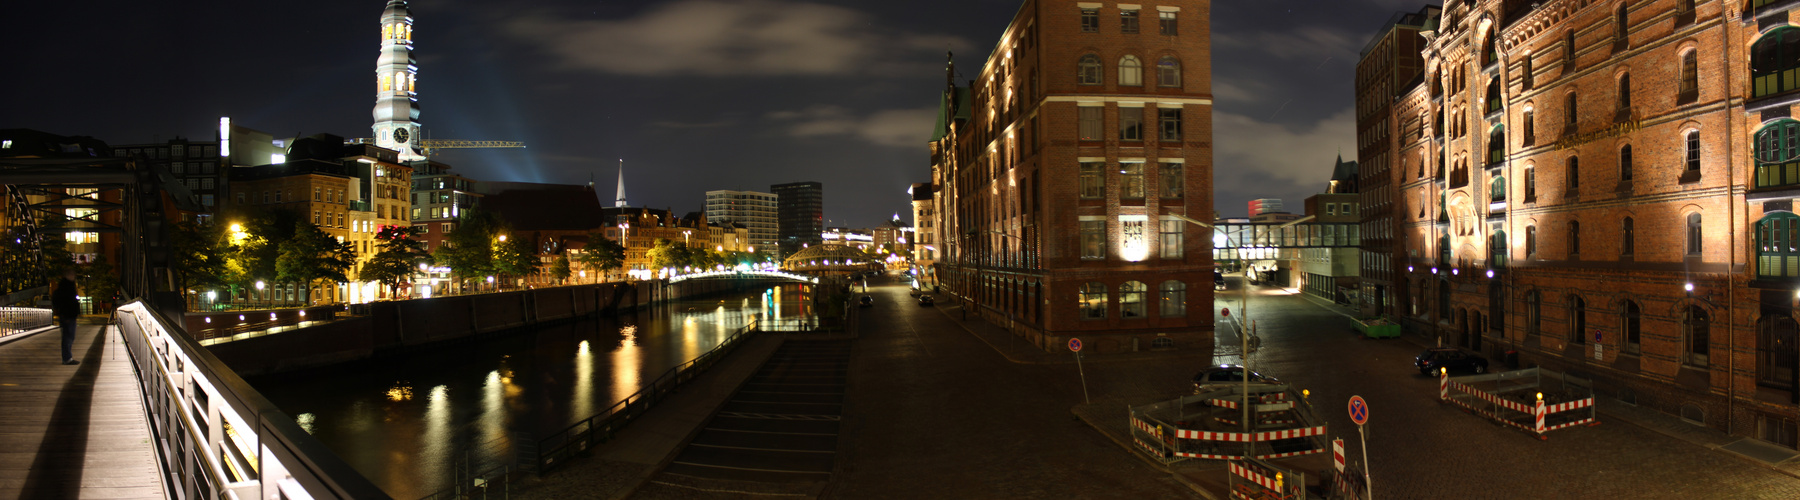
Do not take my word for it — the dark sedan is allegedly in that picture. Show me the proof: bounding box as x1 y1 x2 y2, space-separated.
1415 347 1489 375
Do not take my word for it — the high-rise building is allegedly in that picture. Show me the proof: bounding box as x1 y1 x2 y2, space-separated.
1247 198 1284 216
704 189 778 257
409 160 480 255
928 0 1215 354
772 181 822 257
112 137 224 213
1354 5 1436 319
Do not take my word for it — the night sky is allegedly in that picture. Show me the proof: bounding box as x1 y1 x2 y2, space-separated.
1 0 1429 227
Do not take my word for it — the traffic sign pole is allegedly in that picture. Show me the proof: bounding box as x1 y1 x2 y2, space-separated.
1070 338 1089 404
1348 396 1372 500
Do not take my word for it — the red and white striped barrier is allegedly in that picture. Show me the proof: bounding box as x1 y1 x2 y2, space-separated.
1440 369 1449 400
1205 398 1296 411
1534 400 1545 433
1174 424 1327 442
1229 461 1281 491
1437 373 1597 439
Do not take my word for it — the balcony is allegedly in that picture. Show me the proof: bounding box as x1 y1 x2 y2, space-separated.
349 200 371 212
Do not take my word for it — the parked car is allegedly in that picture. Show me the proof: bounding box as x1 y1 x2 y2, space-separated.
1415 347 1489 375
917 295 935 307
1192 364 1279 394
858 295 874 307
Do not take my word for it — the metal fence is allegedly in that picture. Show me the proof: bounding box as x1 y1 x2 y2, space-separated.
0 306 51 339
114 300 390 499
535 317 760 474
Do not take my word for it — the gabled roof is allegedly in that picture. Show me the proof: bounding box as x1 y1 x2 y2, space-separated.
930 87 972 142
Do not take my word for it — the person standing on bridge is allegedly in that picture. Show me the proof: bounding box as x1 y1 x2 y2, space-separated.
52 268 80 366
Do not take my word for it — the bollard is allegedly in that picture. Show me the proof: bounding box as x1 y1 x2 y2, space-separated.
1439 367 1448 401
1534 392 1547 438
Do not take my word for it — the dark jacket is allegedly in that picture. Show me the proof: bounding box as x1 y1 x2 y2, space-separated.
52 277 79 319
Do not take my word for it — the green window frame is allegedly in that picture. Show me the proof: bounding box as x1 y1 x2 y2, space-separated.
1756 120 1800 188
1753 27 1800 99
1758 212 1800 278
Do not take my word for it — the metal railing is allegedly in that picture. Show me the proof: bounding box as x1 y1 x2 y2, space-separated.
0 306 52 339
114 300 390 499
536 318 760 474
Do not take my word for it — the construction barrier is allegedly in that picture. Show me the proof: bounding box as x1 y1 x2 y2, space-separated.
1227 458 1306 500
1129 384 1330 463
1436 367 1597 439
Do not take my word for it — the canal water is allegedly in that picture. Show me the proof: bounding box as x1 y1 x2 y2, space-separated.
247 284 818 498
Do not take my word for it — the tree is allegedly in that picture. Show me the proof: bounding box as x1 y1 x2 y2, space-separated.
434 208 504 289
573 233 625 281
362 225 432 298
79 254 119 310
277 220 356 304
647 238 679 270
548 254 572 284
493 237 540 284
170 219 231 297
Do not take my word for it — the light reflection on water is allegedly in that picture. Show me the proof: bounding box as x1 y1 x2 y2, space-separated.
249 287 811 498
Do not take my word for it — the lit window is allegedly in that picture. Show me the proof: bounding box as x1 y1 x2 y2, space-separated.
1080 220 1105 259
1159 281 1186 317
1118 55 1143 86
1158 11 1177 35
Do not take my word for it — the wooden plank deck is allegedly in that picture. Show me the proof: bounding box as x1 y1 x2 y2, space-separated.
0 323 164 499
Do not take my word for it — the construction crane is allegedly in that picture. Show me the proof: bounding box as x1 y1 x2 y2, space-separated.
346 138 525 158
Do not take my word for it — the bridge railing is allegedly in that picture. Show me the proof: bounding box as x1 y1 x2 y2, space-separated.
536 317 760 474
114 300 391 500
0 306 52 340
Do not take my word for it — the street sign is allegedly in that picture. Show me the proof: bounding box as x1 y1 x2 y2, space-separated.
1593 343 1603 360
1332 438 1346 473
1348 395 1369 426
1069 338 1082 352
1221 307 1231 317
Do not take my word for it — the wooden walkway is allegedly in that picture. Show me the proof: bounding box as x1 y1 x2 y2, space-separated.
0 323 163 499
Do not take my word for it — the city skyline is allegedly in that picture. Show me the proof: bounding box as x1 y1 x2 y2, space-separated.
0 0 1413 226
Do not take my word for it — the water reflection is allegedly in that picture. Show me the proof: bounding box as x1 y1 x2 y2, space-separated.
248 288 811 498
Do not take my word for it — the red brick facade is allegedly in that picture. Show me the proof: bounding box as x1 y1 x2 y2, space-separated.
929 0 1215 354
1370 0 1800 448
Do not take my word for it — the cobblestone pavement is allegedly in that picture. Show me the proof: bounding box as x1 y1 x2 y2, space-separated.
1058 276 1800 499
819 276 1194 499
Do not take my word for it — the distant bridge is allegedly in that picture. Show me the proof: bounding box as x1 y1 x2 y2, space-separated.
668 269 820 284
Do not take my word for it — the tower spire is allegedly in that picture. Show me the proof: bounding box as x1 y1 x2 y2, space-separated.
615 159 628 208
372 0 425 161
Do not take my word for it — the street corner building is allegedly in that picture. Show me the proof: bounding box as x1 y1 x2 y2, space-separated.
925 0 1215 354
1358 0 1800 449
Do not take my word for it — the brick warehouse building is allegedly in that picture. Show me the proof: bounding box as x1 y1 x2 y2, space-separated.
1355 6 1439 318
927 0 1215 354
1363 0 1800 449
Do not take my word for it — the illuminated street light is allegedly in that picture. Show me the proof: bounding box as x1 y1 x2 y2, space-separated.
255 281 265 290
498 234 507 242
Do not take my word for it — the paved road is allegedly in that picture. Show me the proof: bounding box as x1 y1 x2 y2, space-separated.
1193 277 1800 499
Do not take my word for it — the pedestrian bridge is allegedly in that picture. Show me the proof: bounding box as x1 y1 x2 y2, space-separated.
667 269 820 284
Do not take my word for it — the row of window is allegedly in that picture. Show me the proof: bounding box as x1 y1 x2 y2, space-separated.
1079 7 1178 35
1077 55 1181 87
1517 291 1710 366
1077 161 1184 199
1076 106 1183 141
1512 213 1704 260
1080 218 1184 260
1077 280 1188 319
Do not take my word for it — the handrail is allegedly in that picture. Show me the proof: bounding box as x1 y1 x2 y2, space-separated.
536 317 759 473
114 300 391 499
0 306 52 339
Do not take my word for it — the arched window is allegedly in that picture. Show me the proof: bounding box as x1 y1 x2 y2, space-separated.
1489 282 1506 332
1079 282 1107 319
1757 212 1800 278
1489 126 1506 165
1526 225 1538 259
1685 306 1710 366
1570 295 1588 344
1565 30 1577 67
1686 131 1701 172
1522 108 1535 145
1159 280 1187 317
1624 300 1642 354
1119 55 1143 86
1757 313 1798 388
1567 156 1580 192
1438 278 1452 320
1491 174 1506 202
1615 5 1629 47
1752 28 1800 98
1483 28 1497 67
1157 56 1181 87
1077 55 1102 85
1526 290 1542 337
1524 165 1537 199
1521 55 1534 91
1490 230 1507 268
1569 220 1582 257
1687 213 1703 256
1756 120 1800 188
1565 92 1578 126
1619 144 1633 181
1486 78 1502 114
1679 50 1698 103
1120 281 1146 317
1617 74 1632 115
1622 217 1635 256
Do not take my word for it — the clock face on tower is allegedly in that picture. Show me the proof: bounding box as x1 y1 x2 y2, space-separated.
394 128 410 144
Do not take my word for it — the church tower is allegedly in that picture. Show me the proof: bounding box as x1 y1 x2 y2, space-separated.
372 0 424 161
